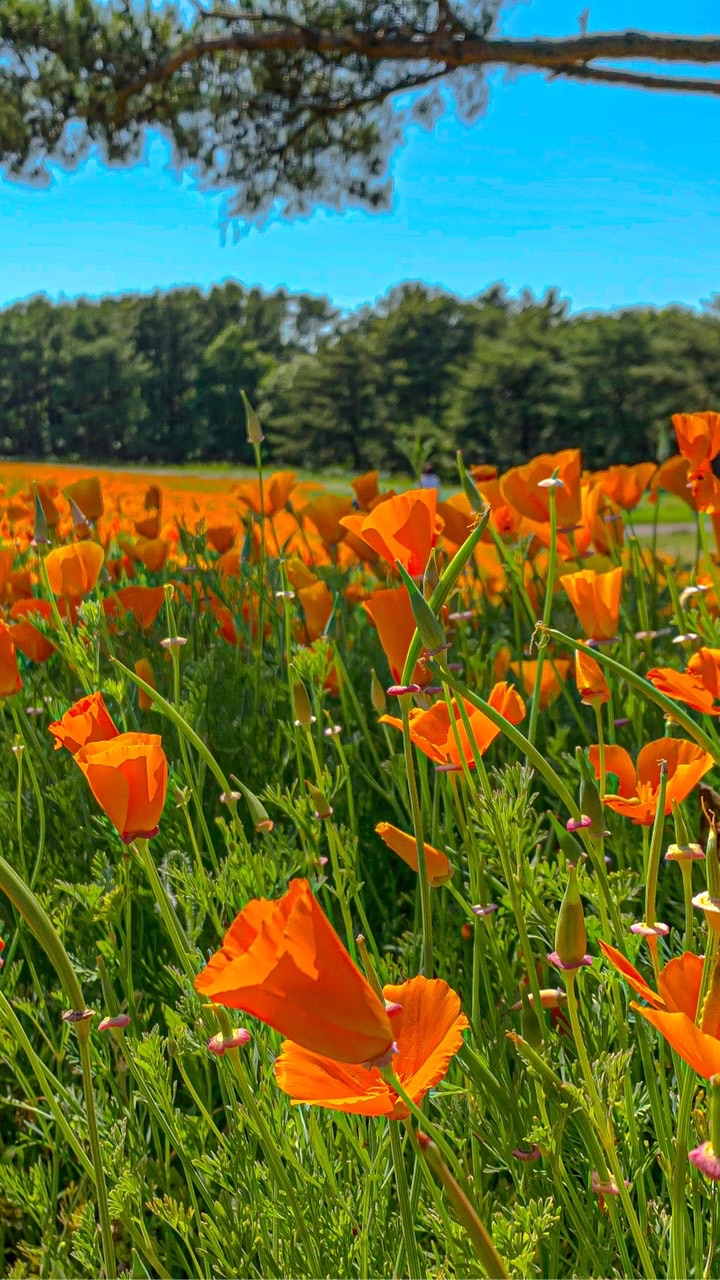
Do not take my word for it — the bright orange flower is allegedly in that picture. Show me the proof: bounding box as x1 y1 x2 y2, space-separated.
206 525 236 555
64 477 104 522
36 483 60 529
673 412 720 470
375 822 452 887
298 580 333 642
135 659 157 711
45 541 104 597
74 732 168 843
235 470 297 517
381 682 525 769
599 941 720 1079
134 512 161 539
135 538 168 573
560 567 623 641
9 598 55 663
0 623 21 697
105 586 166 631
194 878 394 1065
574 649 610 706
49 691 119 754
646 667 720 716
473 476 524 538
275 975 468 1118
304 495 355 547
688 648 720 697
595 463 657 511
499 449 582 529
509 659 571 709
363 585 432 688
588 737 714 826
351 471 381 511
342 490 439 577
436 494 475 549
649 454 695 510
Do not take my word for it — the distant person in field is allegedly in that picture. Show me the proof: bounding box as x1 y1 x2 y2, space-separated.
420 462 441 491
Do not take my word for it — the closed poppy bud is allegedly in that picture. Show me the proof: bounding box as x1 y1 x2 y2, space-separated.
48 691 119 754
456 451 486 515
577 748 606 839
291 676 315 729
306 780 333 820
574 650 610 707
135 659 156 711
0 623 21 698
519 982 543 1050
241 390 264 446
32 484 49 545
423 551 440 601
370 669 386 714
551 864 589 970
45 541 104 597
74 732 168 844
397 562 447 655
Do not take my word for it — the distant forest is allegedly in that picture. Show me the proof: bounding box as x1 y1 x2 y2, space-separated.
2 281 719 473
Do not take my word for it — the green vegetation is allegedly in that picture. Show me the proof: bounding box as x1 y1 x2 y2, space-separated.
2 281 720 472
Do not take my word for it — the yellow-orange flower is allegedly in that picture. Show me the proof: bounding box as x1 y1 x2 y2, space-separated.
588 738 714 826
275 975 467 1118
375 822 452 887
74 732 168 843
64 477 104 522
381 683 525 769
574 649 610 706
105 585 166 631
363 585 432 688
135 659 157 711
49 691 119 754
194 879 394 1064
45 541 104 597
499 449 582 529
9 598 55 663
342 490 439 577
0 623 21 697
509 658 571 709
560 567 623 641
594 463 657 511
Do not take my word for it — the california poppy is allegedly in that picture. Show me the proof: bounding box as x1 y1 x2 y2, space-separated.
499 449 582 530
304 495 355 548
9 598 55 663
194 878 394 1065
600 940 720 1079
646 666 720 716
649 454 695 510
49 691 119 754
574 649 610 707
206 525 236 555
235 471 297 517
134 512 161 540
298 580 333 642
381 682 525 769
135 659 157 711
595 463 657 512
673 412 720 471
105 586 166 631
375 822 452 887
560 567 623 642
342 490 439 578
45 541 104 597
588 738 714 826
363 586 432 689
351 471 381 511
0 623 21 698
64 477 104 522
135 538 169 573
275 975 468 1118
509 658 571 709
74 732 168 843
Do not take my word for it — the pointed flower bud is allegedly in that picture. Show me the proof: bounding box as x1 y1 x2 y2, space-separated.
396 562 447 655
306 780 333 820
291 675 315 729
549 864 591 971
241 390 264 445
423 551 440 601
456 451 486 515
32 483 49 546
370 668 387 714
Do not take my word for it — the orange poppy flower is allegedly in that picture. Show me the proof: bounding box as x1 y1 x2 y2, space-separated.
44 541 104 597
436 494 475 550
560 567 623 641
363 586 432 689
275 975 468 1118
588 738 714 826
381 682 525 769
134 512 161 540
74 732 168 843
375 822 452 887
105 586 166 631
9 598 55 663
574 649 610 706
234 471 297 517
472 476 524 538
35 483 60 529
194 878 394 1065
646 667 720 716
298 580 333 642
0 623 21 697
135 659 157 711
595 463 657 512
64 477 104 522
206 525 236 555
49 691 119 754
135 538 169 573
304 495 355 547
509 659 571 709
342 490 439 578
351 471 381 511
672 412 720 471
499 449 582 530
600 941 720 1079
649 454 695 510
688 647 720 697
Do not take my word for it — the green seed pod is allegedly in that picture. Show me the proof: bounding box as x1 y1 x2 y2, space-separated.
370 669 387 714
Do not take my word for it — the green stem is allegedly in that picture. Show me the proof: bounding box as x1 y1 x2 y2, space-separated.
389 1122 423 1278
77 1020 118 1278
528 485 558 747
400 694 433 976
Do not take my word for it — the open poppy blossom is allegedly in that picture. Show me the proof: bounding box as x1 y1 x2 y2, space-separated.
104 585 166 631
375 822 452 887
595 463 657 512
560 567 623 641
341 489 440 578
672 413 720 513
364 585 433 689
304 494 355 548
49 691 119 754
275 975 468 1118
74 732 168 843
44 541 105 597
234 470 297 517
0 623 21 698
599 940 720 1079
64 477 104 522
499 449 582 529
381 682 525 769
9 598 55 663
510 658 571 709
588 738 714 826
195 879 395 1065
648 648 720 715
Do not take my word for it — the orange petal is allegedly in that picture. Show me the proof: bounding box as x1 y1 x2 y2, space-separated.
635 1007 720 1080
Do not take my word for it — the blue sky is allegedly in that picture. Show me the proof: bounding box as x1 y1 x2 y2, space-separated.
0 0 718 314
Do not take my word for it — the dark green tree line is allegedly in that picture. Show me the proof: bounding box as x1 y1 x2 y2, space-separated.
1 279 719 471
